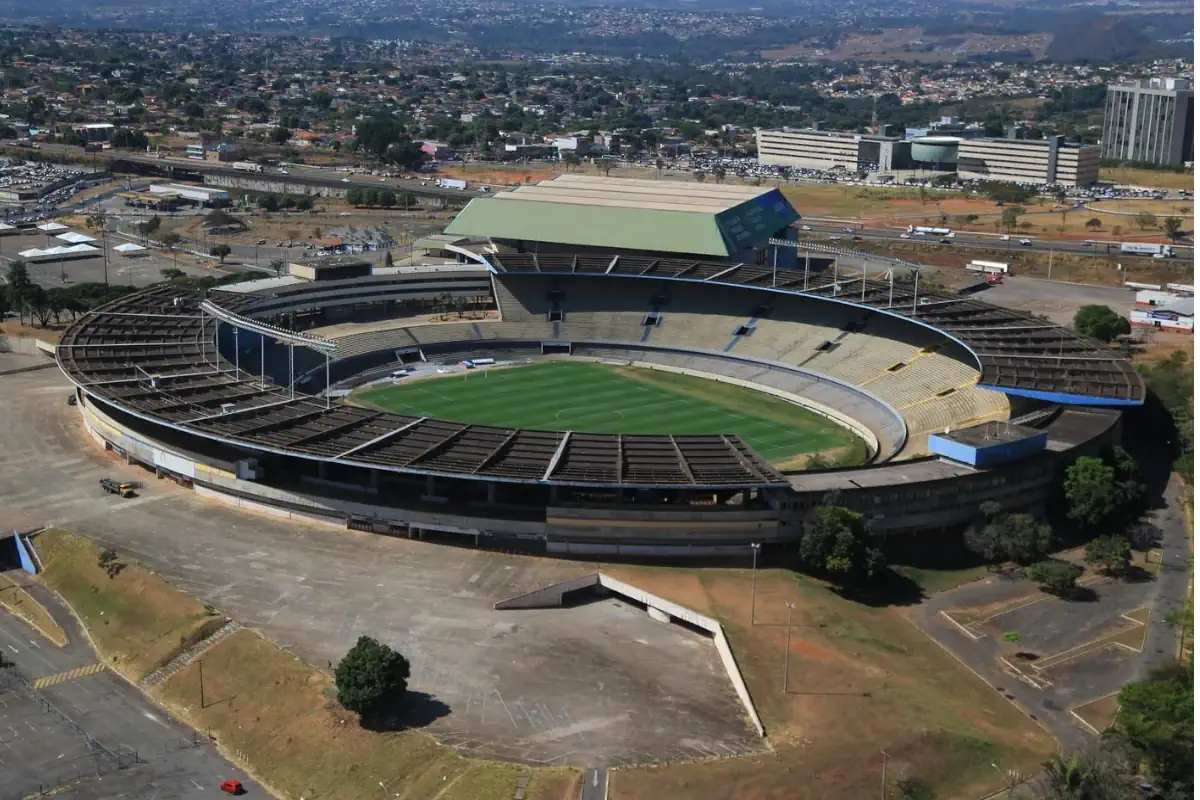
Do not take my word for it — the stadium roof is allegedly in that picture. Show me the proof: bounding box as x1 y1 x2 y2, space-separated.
444 175 799 258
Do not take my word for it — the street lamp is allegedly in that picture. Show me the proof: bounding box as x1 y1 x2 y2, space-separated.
749 542 761 624
783 602 795 692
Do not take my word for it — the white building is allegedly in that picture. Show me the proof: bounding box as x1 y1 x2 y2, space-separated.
956 136 1100 186
148 183 230 206
1131 296 1193 333
755 128 905 172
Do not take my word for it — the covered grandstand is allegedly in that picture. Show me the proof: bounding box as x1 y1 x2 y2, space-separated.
444 174 800 262
56 252 1138 555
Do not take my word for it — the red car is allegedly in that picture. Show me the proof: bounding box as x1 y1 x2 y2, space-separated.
220 779 245 795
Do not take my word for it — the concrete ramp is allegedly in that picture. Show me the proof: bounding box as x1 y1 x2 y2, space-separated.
494 573 600 609
495 571 765 738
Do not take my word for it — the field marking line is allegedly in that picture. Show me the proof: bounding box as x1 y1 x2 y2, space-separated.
494 690 519 729
999 657 1050 689
940 609 985 641
1070 709 1102 736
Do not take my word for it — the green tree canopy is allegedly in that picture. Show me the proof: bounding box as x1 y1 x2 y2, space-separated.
334 635 411 722
1073 305 1130 342
1115 664 1193 797
1026 559 1083 595
799 503 886 585
1083 534 1132 576
1061 447 1143 531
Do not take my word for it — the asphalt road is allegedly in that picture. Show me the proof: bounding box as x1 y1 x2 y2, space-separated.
797 221 1193 260
0 572 261 799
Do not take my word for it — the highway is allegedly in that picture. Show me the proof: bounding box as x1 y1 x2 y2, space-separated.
795 221 1192 260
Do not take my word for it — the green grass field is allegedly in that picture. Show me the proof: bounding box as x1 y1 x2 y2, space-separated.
352 361 863 467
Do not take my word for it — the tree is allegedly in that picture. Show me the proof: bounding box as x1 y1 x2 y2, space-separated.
693 169 706 183
712 165 726 184
209 244 232 263
1073 304 1130 343
384 251 394 268
1134 211 1157 230
1127 521 1160 562
258 193 280 213
1083 535 1132 576
26 284 51 327
1085 218 1102 231
334 635 411 722
964 502 1005 567
1163 216 1183 241
1001 513 1054 566
561 151 580 172
379 189 397 208
159 232 182 251
160 268 185 281
1061 448 1143 531
1026 560 1083 596
345 186 363 206
269 259 285 277
895 777 935 800
1035 745 1131 800
5 260 32 324
1111 225 1123 240
799 504 886 585
1114 664 1193 797
1000 206 1023 231
271 126 292 145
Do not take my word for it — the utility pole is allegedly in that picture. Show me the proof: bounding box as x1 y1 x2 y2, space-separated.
1047 247 1054 279
783 602 795 692
198 659 205 709
749 542 761 624
880 750 889 800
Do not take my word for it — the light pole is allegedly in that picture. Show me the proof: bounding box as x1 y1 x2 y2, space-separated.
749 542 761 624
880 750 889 800
783 602 795 692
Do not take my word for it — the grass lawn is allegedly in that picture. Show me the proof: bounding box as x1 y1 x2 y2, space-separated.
35 528 222 680
352 361 864 467
0 572 67 646
37 529 580 800
1100 166 1195 190
603 566 1054 800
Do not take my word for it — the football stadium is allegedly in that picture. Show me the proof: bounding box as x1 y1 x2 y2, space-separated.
57 176 1143 556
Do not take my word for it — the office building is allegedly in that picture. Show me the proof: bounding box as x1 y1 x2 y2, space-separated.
756 128 909 172
956 136 1100 186
1101 78 1193 166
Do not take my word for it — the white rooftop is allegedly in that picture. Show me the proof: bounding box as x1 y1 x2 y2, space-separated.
56 231 97 244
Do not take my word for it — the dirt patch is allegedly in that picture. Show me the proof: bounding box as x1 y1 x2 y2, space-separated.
1072 694 1120 734
1 321 64 344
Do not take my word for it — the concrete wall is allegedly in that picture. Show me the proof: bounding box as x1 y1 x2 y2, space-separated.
597 574 765 737
202 173 448 207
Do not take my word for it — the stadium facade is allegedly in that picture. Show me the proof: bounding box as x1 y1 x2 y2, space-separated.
59 249 1139 556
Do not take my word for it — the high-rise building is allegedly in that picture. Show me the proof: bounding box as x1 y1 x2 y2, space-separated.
1101 78 1193 166
956 136 1100 186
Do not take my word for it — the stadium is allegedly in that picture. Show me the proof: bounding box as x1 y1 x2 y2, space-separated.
56 176 1143 556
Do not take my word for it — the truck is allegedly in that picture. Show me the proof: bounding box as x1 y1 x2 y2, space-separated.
232 161 264 173
907 225 952 236
1120 243 1175 258
435 178 467 190
966 260 1010 275
99 478 136 498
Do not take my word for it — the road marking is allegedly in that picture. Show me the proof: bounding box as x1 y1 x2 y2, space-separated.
32 663 106 689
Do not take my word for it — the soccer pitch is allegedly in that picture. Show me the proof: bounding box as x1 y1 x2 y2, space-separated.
352 361 862 466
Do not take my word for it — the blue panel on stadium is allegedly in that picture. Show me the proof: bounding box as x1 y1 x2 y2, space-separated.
928 421 1049 468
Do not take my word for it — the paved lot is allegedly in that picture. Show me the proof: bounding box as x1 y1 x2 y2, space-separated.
0 576 260 800
0 230 215 290
982 276 1135 325
911 474 1190 751
0 364 764 769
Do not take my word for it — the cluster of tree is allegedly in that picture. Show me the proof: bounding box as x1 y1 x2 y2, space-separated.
3 262 135 327
1073 304 1130 343
344 186 414 208
110 127 149 149
798 497 886 587
158 268 256 291
979 182 1037 205
1137 350 1193 482
255 193 314 213
349 116 427 169
964 502 1055 568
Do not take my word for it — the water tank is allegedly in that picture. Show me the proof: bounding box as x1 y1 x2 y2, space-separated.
910 136 961 168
